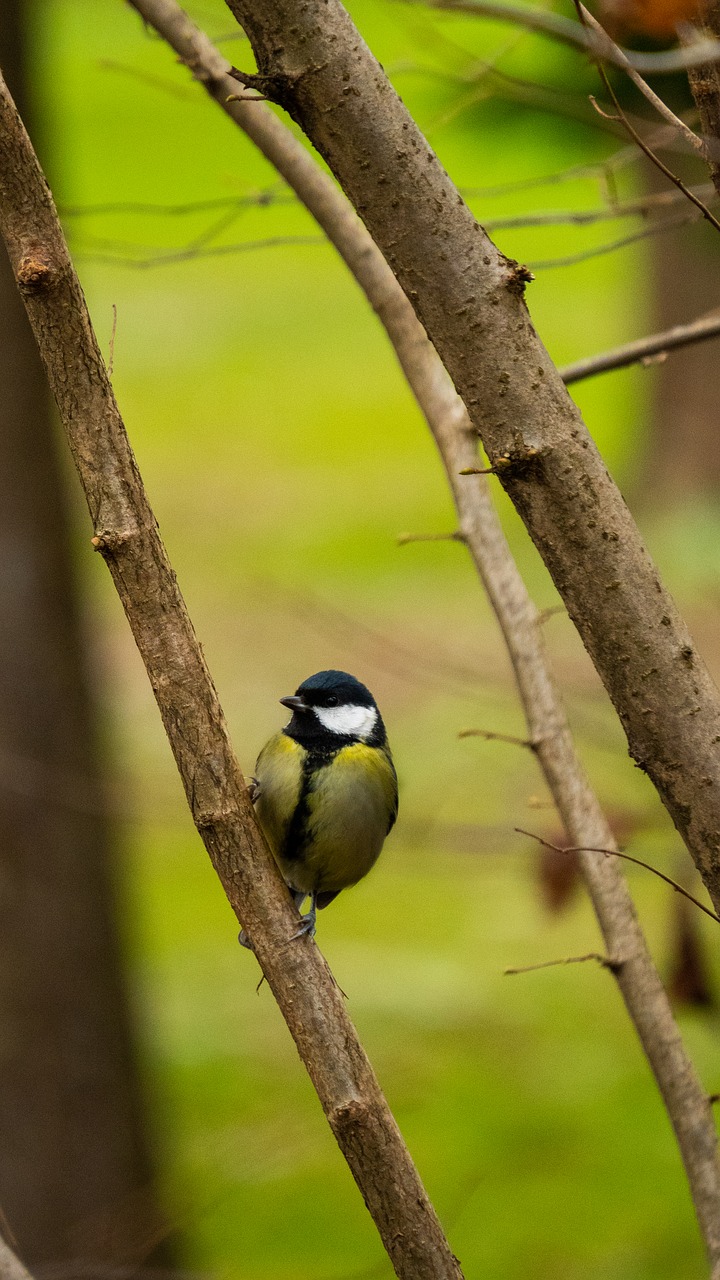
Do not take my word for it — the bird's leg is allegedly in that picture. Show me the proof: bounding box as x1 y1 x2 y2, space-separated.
239 887 308 950
290 891 317 941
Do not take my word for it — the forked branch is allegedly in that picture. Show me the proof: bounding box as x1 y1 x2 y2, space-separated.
125 0 720 1266
223 0 720 929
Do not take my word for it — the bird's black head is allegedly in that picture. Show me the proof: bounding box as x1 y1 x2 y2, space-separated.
280 669 386 748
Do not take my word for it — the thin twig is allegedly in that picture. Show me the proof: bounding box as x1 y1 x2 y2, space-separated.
590 90 720 233
530 208 700 267
482 183 716 229
0 67 461 1280
505 952 619 975
108 303 118 377
561 310 720 384
578 6 705 154
123 0 720 1267
71 234 323 267
516 828 720 925
396 530 464 544
574 3 720 236
59 189 293 216
458 728 536 748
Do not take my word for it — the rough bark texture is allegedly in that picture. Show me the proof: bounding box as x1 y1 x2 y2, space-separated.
126 4 720 1267
687 0 720 198
0 70 462 1280
222 0 720 919
0 9 162 1267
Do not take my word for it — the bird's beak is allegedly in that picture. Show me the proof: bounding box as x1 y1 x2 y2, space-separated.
280 695 309 713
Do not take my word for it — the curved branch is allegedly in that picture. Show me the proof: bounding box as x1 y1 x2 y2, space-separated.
127 0 720 1267
0 70 462 1280
420 0 720 74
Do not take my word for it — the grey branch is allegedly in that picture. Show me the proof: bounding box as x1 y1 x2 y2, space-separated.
577 5 704 154
224 0 720 928
561 310 720 383
0 70 462 1280
128 0 720 1266
419 0 720 74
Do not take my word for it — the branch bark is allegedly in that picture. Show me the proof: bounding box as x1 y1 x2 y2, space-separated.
684 4 720 197
223 0 720 923
123 1 720 1266
0 70 462 1280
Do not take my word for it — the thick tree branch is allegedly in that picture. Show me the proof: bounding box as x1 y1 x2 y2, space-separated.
560 309 720 383
0 71 462 1280
125 1 720 1265
224 0 720 923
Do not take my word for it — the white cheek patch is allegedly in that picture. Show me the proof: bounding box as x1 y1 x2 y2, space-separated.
314 703 378 739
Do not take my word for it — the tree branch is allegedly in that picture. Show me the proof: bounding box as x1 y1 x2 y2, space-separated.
577 5 704 155
223 0 720 926
126 0 720 1265
417 0 720 74
684 8 720 197
0 70 462 1280
560 309 720 383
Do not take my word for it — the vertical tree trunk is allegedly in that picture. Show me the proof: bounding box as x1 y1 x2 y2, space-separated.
0 3 164 1265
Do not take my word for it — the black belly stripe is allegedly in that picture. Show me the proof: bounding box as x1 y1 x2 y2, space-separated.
281 740 343 864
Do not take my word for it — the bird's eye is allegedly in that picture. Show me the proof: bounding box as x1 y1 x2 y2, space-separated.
326 695 339 707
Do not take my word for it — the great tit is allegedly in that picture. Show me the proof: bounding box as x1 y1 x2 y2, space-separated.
248 670 398 942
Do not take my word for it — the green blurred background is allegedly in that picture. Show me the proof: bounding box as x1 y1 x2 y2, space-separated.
23 1 720 1275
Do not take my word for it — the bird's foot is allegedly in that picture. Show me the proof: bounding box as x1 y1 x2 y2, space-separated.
238 928 254 951
290 893 317 942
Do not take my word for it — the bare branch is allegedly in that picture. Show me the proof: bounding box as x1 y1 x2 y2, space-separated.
71 234 323 267
482 183 716 229
577 6 705 153
0 69 462 1280
517 829 720 926
584 75 720 234
457 728 536 748
396 530 464 544
224 0 720 926
561 310 720 384
505 952 619 975
417 0 720 74
531 207 700 268
115 0 720 1266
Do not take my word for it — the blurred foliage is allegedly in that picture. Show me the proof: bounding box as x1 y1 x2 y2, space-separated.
27 0 720 1276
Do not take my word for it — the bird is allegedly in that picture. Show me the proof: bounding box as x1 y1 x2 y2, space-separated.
244 669 398 944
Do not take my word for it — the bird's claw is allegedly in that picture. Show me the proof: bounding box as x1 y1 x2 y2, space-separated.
290 912 317 941
238 928 254 951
